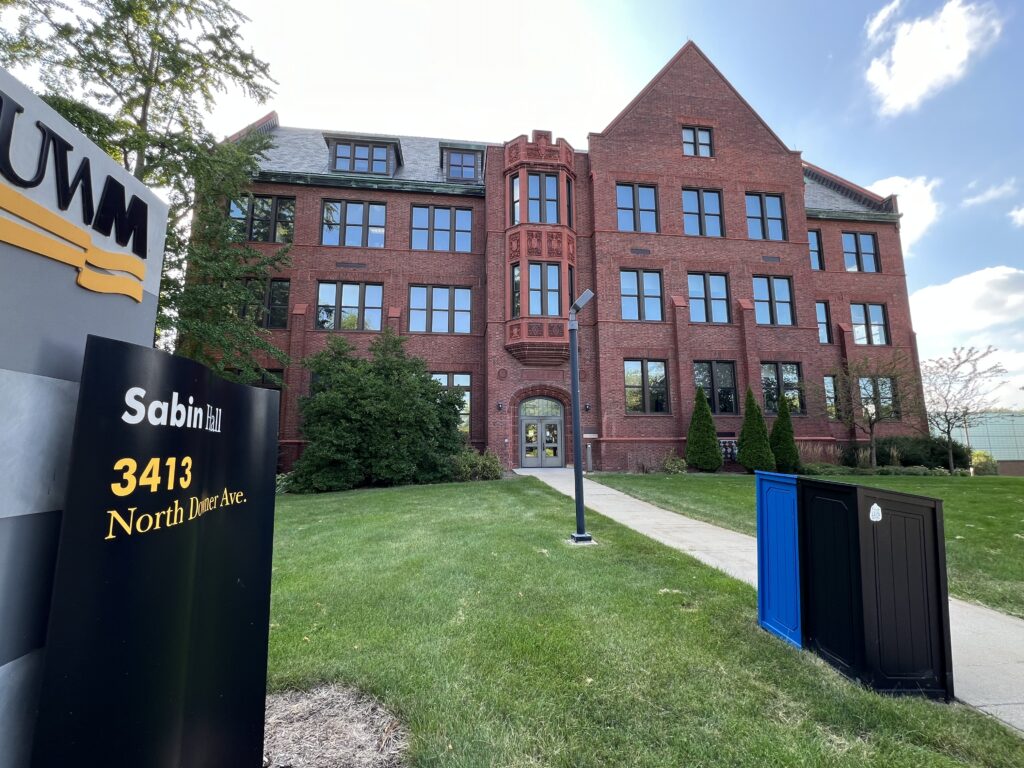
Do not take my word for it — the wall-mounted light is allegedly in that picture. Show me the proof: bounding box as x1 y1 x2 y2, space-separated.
584 403 591 412
496 402 504 412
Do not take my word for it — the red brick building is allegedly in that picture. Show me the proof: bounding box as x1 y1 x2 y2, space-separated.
235 42 924 471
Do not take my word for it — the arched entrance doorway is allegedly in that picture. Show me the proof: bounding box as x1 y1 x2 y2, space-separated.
519 397 564 468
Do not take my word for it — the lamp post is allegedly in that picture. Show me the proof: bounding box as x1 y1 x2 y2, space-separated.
568 289 595 543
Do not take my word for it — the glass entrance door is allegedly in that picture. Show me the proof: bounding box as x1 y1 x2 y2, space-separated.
519 398 564 468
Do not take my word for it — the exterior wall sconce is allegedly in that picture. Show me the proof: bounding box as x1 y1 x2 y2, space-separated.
584 403 591 412
496 403 504 412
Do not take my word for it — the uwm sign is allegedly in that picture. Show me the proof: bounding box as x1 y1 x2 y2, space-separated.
0 71 160 302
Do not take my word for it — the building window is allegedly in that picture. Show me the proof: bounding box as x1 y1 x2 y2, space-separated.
761 362 804 414
620 269 662 321
229 196 295 243
693 361 738 414
681 126 713 157
334 142 389 174
321 200 386 248
616 183 658 232
242 278 290 329
745 193 786 240
860 376 900 419
815 301 832 344
316 281 382 331
682 188 723 237
851 303 889 345
528 172 559 223
624 359 669 414
753 276 794 326
688 273 730 323
511 263 521 319
447 151 478 180
528 262 560 317
510 175 520 225
823 375 839 421
412 206 472 253
409 285 471 334
432 372 471 433
843 232 879 272
566 177 574 228
809 230 823 270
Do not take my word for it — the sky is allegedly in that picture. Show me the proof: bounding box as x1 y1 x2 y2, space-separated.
7 0 1023 406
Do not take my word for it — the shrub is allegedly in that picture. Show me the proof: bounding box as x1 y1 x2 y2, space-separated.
275 473 292 494
972 450 999 476
737 388 775 473
452 449 504 482
289 331 466 493
769 396 801 473
685 388 722 472
662 450 688 474
869 436 970 469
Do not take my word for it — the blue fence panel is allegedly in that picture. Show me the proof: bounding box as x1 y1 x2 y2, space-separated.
756 471 802 648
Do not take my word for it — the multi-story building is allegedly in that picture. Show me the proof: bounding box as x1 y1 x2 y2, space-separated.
234 42 924 471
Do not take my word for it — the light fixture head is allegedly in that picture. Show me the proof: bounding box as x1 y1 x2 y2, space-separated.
570 289 595 314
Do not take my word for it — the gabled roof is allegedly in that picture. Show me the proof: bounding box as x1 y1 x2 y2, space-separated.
593 41 796 155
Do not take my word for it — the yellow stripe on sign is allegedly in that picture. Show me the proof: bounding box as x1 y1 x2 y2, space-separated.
0 183 145 301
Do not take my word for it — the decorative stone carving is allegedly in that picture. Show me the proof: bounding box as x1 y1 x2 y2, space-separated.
567 236 576 263
509 324 521 340
509 232 520 261
547 232 562 258
547 323 564 337
527 322 544 337
497 368 508 380
527 230 542 257
507 142 520 164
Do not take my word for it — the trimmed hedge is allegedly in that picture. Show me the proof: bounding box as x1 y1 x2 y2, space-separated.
769 396 800 473
686 388 723 472
738 388 775 473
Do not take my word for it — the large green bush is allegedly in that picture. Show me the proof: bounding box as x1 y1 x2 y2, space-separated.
972 450 999 476
843 436 969 469
737 388 775 473
452 449 504 481
289 331 466 493
769 395 800 473
686 388 722 472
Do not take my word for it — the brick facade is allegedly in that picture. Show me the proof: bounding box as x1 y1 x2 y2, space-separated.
244 43 924 471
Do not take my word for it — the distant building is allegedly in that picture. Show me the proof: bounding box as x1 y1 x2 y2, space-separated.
232 42 925 471
951 412 1024 476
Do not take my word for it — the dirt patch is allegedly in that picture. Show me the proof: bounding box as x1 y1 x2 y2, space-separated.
263 685 407 768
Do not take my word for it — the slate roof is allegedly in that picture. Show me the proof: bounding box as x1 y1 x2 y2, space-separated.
802 162 899 220
257 124 492 186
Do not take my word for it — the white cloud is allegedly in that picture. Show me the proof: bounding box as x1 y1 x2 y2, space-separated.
866 0 903 43
962 178 1016 207
1009 206 1024 227
866 0 1002 117
867 175 942 257
911 267 1024 409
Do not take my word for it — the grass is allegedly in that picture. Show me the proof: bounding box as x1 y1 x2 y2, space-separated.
591 473 1024 619
270 478 1024 766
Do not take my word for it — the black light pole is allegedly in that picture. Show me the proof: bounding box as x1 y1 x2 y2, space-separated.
568 289 595 543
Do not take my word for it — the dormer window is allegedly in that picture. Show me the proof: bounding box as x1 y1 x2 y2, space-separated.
447 150 479 180
334 141 389 174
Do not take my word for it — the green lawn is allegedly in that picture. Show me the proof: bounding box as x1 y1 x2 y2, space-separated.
270 478 1023 767
592 473 1024 619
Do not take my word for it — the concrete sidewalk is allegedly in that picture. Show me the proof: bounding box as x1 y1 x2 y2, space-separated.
516 468 1024 735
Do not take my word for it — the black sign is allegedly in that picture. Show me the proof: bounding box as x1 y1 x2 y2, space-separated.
32 336 279 767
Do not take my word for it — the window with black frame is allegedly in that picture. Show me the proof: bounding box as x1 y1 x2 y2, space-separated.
411 205 472 252
753 276 794 325
620 269 663 321
851 302 889 345
528 263 560 317
316 281 383 331
688 273 730 323
842 232 879 272
228 196 294 243
693 361 737 414
682 188 723 237
761 361 804 414
333 142 389 174
447 151 478 180
241 278 289 329
859 376 900 419
527 172 559 223
823 375 840 420
409 285 471 334
624 359 669 413
432 372 472 433
321 200 386 248
681 126 713 157
745 192 786 240
809 230 824 270
616 183 658 232
816 301 832 343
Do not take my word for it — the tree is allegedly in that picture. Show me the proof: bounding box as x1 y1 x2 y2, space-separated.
168 132 290 380
769 394 800 473
921 346 1007 471
289 331 466 493
829 351 925 468
685 388 722 472
737 388 775 473
1 0 287 379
